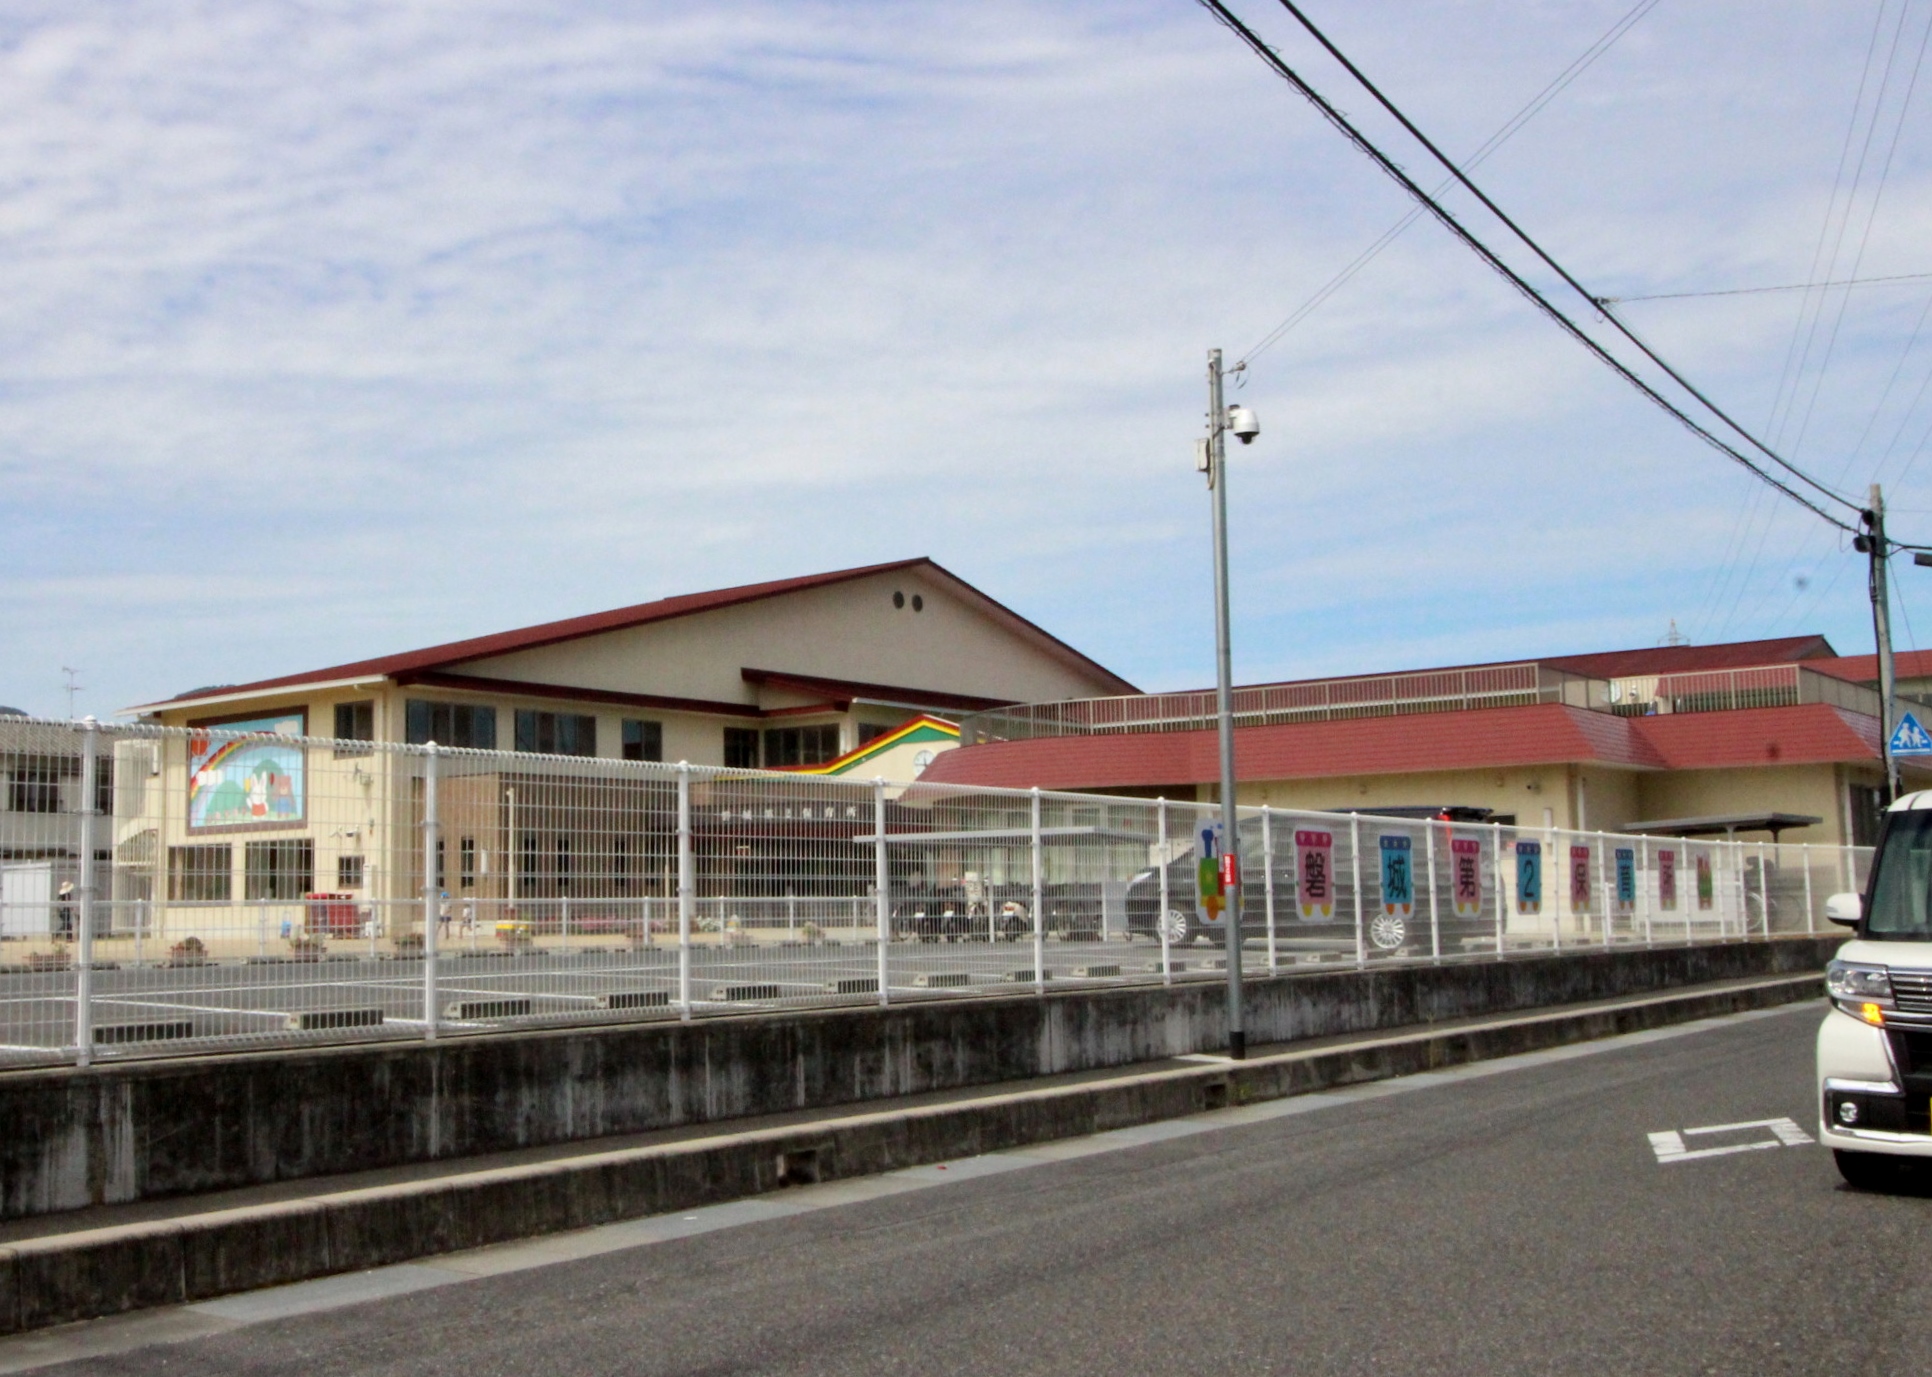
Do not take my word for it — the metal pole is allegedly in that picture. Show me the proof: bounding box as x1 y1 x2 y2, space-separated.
1598 832 1611 948
1350 814 1365 969
1640 837 1652 946
1030 788 1045 993
423 742 440 1042
1207 347 1245 1059
1549 822 1562 953
874 779 890 1006
1263 806 1278 975
1867 485 1901 801
677 763 693 1019
1803 842 1816 934
1425 820 1441 962
1491 822 1505 957
1157 798 1172 986
74 718 98 1066
1757 838 1770 935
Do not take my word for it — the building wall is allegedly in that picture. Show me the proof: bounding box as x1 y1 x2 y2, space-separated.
1225 765 1579 828
1632 764 1865 846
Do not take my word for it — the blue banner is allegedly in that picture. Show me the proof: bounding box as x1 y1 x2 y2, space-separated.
1379 835 1413 916
1515 840 1542 915
1615 847 1636 912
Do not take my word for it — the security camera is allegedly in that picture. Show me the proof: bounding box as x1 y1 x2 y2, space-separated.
1226 405 1260 445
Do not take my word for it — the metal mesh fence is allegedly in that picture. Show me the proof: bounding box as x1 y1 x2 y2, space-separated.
0 716 1870 1066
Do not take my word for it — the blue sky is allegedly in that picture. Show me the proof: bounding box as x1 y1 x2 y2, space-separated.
3 0 1931 716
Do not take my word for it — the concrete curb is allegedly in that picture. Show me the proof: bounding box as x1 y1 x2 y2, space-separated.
0 972 1822 1336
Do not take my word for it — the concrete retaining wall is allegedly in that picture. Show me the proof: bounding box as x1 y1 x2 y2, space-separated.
0 972 1826 1336
0 937 1838 1223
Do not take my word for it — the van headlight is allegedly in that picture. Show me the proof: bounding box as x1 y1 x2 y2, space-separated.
1826 960 1894 1025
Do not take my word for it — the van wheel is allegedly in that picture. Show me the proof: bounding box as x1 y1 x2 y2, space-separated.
1368 914 1409 950
1835 1149 1903 1191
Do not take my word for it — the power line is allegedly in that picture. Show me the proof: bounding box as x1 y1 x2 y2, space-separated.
1602 270 1932 304
1246 0 1864 519
1193 0 1860 533
1235 0 1658 370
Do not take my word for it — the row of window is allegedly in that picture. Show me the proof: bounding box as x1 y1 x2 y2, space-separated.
4 756 114 815
333 699 856 768
168 840 316 902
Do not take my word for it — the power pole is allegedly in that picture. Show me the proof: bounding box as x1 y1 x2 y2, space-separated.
1863 484 1900 801
1207 348 1245 1060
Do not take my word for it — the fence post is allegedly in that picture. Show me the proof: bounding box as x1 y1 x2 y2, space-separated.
1803 843 1816 934
1550 826 1563 954
1425 819 1441 963
1491 821 1505 957
1262 806 1278 975
1350 813 1365 969
1030 787 1045 993
74 718 99 1066
1157 798 1171 986
1640 837 1652 946
422 742 440 1043
1758 838 1770 935
873 778 890 1006
677 763 693 1020
1598 832 1611 949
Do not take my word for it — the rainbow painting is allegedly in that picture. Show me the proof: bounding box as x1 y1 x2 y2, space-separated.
187 713 306 831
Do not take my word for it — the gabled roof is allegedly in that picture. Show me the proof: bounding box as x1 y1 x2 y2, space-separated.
130 558 1136 713
1807 648 1932 685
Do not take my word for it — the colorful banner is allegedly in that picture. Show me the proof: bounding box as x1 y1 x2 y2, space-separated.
1569 846 1592 912
1295 829 1335 920
1695 853 1714 911
1196 821 1226 925
1614 847 1636 915
1516 841 1542 915
1379 835 1414 918
188 713 306 832
1657 849 1677 911
1451 838 1482 917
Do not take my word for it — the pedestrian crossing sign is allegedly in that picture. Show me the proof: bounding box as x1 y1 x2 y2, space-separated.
1891 711 1932 756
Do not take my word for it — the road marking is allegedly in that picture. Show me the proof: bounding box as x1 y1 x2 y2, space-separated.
1648 1116 1814 1163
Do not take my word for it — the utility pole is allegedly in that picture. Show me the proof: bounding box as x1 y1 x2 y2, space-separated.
1205 348 1250 1060
1861 484 1900 801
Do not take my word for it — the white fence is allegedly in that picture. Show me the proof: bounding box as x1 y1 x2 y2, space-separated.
0 716 1868 1066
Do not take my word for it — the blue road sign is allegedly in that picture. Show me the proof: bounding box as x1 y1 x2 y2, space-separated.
1892 711 1932 756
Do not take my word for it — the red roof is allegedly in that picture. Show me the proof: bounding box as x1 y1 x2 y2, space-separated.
132 558 1136 712
921 701 1889 791
1807 649 1932 685
1540 635 1835 679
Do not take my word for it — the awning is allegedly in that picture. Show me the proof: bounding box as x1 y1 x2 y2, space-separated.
1620 812 1824 840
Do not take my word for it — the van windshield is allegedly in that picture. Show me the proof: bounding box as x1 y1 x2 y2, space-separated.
1866 811 1932 939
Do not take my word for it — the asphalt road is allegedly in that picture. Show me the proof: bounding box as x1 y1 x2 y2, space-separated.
16 998 1922 1376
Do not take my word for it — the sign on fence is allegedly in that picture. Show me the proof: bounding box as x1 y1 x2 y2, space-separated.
1379 835 1413 918
1451 838 1482 917
1695 853 1714 911
1196 821 1227 925
1296 830 1334 920
1658 849 1677 911
1569 845 1592 913
1615 847 1636 915
1516 841 1542 915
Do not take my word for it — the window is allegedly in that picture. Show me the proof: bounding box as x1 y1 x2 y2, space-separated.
556 836 572 892
515 710 596 757
622 719 663 762
245 839 314 900
723 727 760 769
519 833 538 887
8 758 63 814
613 835 631 890
857 723 893 746
459 837 476 888
168 845 232 902
338 854 365 889
434 838 446 889
1851 784 1887 848
405 700 497 749
762 725 841 768
334 701 374 756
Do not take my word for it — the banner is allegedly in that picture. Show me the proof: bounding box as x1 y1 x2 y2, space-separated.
1614 847 1636 916
1516 841 1542 915
1196 821 1226 925
1695 852 1714 911
1657 849 1677 911
1451 838 1482 917
1295 829 1335 921
1379 835 1414 918
1570 845 1592 913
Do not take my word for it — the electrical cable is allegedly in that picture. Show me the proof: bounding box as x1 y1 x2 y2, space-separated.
1235 0 1658 370
1603 271 1932 304
1250 0 1864 516
1193 0 1859 533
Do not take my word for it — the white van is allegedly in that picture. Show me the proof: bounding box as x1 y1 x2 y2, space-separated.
1818 792 1932 1186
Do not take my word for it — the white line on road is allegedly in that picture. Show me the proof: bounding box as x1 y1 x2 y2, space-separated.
1648 1116 1814 1163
